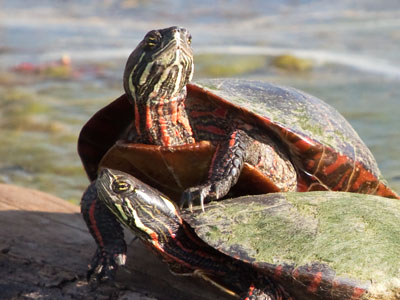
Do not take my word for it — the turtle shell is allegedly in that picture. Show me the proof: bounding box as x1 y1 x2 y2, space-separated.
78 79 399 200
182 191 400 300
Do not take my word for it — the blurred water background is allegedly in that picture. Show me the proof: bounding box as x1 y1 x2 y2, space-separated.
0 0 399 203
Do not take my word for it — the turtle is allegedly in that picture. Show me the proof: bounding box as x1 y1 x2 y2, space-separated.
78 26 399 280
96 168 400 300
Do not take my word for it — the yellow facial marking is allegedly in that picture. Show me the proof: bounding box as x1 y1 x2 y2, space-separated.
160 195 178 215
139 61 154 85
114 202 129 221
129 52 145 95
131 208 156 239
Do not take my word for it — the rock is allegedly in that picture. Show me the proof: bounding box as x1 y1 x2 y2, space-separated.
271 54 313 72
0 184 233 300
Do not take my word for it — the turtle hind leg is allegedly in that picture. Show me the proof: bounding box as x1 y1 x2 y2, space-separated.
180 129 251 211
81 181 127 282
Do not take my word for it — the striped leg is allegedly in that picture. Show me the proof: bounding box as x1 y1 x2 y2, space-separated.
181 129 251 210
81 181 127 281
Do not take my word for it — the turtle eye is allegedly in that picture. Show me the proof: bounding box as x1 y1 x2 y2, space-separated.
112 179 131 194
144 31 160 49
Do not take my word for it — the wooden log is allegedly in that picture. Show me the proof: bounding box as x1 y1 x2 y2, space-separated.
0 184 233 300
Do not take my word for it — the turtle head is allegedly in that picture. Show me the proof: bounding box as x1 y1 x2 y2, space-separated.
96 168 182 242
123 26 194 104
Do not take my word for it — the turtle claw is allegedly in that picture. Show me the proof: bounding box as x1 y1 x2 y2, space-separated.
87 247 126 283
200 197 205 212
180 184 212 212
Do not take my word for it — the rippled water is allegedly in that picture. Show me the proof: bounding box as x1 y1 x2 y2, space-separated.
0 0 399 202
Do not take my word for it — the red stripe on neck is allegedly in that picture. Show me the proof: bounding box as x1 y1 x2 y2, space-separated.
134 103 141 135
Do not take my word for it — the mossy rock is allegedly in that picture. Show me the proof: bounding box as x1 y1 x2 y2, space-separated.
183 192 400 300
41 65 73 79
195 54 266 77
271 54 313 72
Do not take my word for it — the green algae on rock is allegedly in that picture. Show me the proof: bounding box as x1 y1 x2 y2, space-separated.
183 192 400 300
271 54 313 72
195 54 266 77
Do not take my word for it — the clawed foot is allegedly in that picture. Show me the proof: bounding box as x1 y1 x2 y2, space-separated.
244 284 274 300
180 183 215 212
87 247 127 282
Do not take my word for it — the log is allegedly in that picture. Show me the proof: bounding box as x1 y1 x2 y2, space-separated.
0 184 233 300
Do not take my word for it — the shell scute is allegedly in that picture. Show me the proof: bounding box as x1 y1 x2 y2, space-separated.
182 192 400 299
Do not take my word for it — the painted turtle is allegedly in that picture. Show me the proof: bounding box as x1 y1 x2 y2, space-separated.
78 26 399 280
97 168 400 300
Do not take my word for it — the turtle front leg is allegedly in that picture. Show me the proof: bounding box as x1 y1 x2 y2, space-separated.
181 129 251 210
81 181 127 282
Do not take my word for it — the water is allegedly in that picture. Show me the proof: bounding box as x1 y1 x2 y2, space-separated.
0 0 399 202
